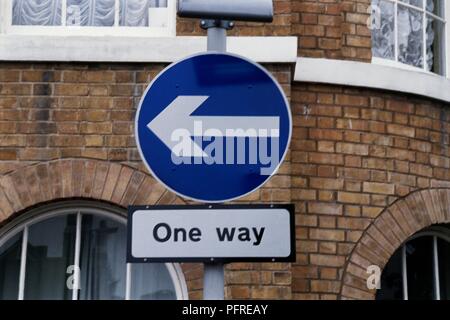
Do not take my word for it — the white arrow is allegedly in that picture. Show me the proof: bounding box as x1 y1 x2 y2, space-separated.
147 95 280 158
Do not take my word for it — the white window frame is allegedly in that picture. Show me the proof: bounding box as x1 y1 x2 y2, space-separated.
0 0 177 37
371 0 450 78
0 201 188 301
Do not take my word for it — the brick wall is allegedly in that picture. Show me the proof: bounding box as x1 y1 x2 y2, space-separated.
292 0 371 61
291 83 450 299
3 64 450 300
0 63 291 173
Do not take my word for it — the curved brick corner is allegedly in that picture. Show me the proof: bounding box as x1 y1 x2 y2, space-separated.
340 188 450 300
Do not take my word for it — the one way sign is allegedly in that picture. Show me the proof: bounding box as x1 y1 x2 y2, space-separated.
135 53 292 203
127 204 295 262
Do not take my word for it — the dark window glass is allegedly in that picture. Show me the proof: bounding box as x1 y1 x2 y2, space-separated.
131 263 176 300
438 238 450 299
376 246 403 300
78 215 126 300
24 215 77 300
0 232 22 300
427 16 445 74
406 236 435 300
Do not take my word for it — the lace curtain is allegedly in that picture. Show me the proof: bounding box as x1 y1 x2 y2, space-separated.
67 0 115 26
372 0 439 71
120 0 168 26
12 0 168 27
13 0 62 26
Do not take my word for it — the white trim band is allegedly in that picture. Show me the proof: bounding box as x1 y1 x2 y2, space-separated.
0 35 298 63
294 57 450 103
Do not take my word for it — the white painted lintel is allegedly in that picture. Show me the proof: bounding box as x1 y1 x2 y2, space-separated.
294 57 450 103
0 35 298 63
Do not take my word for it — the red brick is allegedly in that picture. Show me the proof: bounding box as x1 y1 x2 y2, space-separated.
338 192 370 205
54 84 89 96
335 94 368 106
387 124 415 138
310 254 345 267
336 142 368 155
308 202 343 215
309 153 344 165
0 70 20 82
309 228 345 241
310 178 344 190
363 182 395 195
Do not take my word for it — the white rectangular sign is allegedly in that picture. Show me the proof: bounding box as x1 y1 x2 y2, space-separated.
127 205 295 262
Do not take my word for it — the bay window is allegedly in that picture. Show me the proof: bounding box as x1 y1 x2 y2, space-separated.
371 0 448 76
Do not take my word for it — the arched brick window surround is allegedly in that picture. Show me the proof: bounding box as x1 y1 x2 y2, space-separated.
0 158 202 298
340 188 450 300
0 158 187 223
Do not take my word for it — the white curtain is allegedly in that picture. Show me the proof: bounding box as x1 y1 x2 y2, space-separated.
67 0 116 26
372 0 436 70
397 4 424 68
13 0 168 27
372 0 395 60
120 0 168 26
13 0 62 25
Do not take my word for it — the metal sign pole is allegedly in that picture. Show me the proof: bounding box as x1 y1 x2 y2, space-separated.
202 20 233 53
203 261 225 300
201 19 233 300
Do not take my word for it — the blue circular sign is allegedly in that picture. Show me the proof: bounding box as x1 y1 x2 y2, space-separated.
135 52 292 203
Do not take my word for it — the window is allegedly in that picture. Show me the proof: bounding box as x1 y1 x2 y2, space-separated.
0 0 176 37
371 0 448 75
0 201 187 300
376 224 450 300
